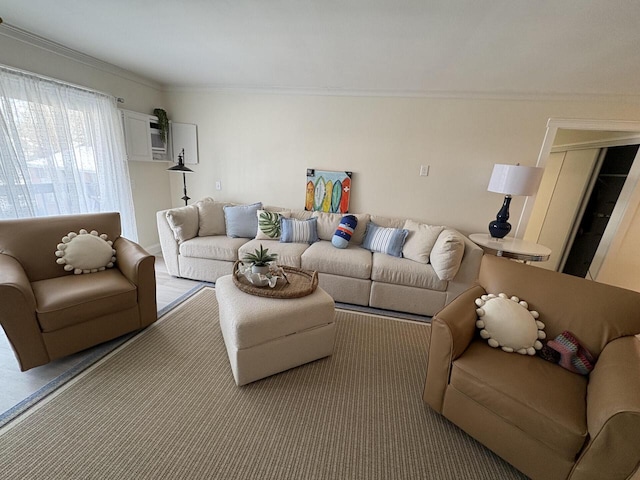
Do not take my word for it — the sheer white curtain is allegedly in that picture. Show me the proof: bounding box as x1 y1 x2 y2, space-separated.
0 66 138 240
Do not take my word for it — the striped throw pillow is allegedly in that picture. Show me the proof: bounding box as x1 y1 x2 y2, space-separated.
280 217 319 244
362 222 408 258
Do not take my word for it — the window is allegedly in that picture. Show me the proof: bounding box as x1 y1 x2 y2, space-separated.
0 66 137 240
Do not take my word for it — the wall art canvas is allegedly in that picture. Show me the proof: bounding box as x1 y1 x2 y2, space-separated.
305 169 352 213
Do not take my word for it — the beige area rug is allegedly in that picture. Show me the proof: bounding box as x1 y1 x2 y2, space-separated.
0 287 526 480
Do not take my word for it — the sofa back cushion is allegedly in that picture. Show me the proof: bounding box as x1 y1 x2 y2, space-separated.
479 254 640 357
166 205 199 243
430 229 465 281
196 198 229 237
402 220 445 264
0 212 122 282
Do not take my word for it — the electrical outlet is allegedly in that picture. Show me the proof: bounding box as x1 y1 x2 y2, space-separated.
215 181 222 190
420 165 429 176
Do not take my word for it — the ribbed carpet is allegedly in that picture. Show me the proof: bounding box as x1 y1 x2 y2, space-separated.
0 287 526 480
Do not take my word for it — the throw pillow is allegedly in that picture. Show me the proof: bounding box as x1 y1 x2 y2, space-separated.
475 293 546 355
312 211 370 245
430 229 465 281
361 222 408 258
165 204 199 243
280 217 319 244
224 202 263 238
401 220 444 264
332 215 358 249
196 197 227 236
256 210 291 240
539 331 595 375
55 229 116 275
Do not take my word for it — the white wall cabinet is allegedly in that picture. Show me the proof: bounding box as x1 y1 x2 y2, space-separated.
121 109 168 162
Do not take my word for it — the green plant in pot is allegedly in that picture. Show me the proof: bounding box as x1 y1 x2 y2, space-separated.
242 244 277 275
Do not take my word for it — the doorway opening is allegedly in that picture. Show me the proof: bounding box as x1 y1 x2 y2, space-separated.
562 145 639 278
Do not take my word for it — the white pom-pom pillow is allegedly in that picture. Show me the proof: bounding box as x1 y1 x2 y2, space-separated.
55 229 116 275
475 293 546 355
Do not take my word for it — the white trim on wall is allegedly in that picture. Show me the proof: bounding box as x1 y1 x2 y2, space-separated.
516 118 640 239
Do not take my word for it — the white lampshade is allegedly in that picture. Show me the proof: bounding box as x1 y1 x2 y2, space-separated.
488 164 544 196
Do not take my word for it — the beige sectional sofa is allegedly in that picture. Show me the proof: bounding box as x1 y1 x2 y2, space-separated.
156 198 483 316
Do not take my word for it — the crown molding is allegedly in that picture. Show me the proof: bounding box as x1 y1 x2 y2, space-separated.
164 83 640 103
0 23 161 90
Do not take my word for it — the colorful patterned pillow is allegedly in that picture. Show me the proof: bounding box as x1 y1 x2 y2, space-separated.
256 210 290 240
361 222 408 258
280 217 319 244
332 215 358 249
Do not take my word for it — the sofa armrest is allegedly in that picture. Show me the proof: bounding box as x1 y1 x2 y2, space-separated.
114 237 157 328
571 336 640 480
423 284 485 412
0 254 49 371
445 237 483 303
156 209 181 276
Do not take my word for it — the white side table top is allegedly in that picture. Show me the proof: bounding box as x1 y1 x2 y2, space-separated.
469 233 551 262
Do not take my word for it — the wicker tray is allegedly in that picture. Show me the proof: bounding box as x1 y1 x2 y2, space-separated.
232 261 318 299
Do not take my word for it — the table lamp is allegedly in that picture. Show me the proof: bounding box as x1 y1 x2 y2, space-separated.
487 163 543 238
167 149 194 206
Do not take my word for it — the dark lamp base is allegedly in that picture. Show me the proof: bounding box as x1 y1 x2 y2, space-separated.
488 221 511 239
488 195 512 239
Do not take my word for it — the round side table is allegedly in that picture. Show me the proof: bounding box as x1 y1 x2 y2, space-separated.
469 233 551 262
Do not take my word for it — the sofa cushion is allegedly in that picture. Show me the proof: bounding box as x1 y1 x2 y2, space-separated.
166 204 199 243
239 239 310 268
196 197 228 237
32 269 137 332
224 202 263 238
362 222 408 258
450 340 588 458
302 241 372 279
312 211 370 245
402 220 444 264
280 217 319 244
179 236 249 262
371 252 447 291
430 229 465 281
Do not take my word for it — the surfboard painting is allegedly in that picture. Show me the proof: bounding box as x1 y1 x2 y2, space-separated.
305 169 352 213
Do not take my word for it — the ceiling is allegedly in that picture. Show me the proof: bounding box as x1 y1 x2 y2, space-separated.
2 0 640 97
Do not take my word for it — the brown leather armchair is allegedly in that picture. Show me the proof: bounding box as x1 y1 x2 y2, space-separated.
0 212 157 371
424 254 640 480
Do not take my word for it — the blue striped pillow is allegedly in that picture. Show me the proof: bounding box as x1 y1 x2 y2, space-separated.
362 222 408 257
280 217 319 244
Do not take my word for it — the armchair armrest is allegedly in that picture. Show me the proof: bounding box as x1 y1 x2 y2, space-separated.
0 254 49 371
571 336 640 480
114 237 157 328
423 284 485 412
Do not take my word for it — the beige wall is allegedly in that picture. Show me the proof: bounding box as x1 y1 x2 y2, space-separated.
166 89 640 238
0 32 173 249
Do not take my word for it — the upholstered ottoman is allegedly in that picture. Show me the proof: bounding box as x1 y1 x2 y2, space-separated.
215 275 336 386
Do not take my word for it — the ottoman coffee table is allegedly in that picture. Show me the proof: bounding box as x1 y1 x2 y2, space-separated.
215 273 336 386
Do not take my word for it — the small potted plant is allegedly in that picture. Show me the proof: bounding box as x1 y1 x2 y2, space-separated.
242 244 277 275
